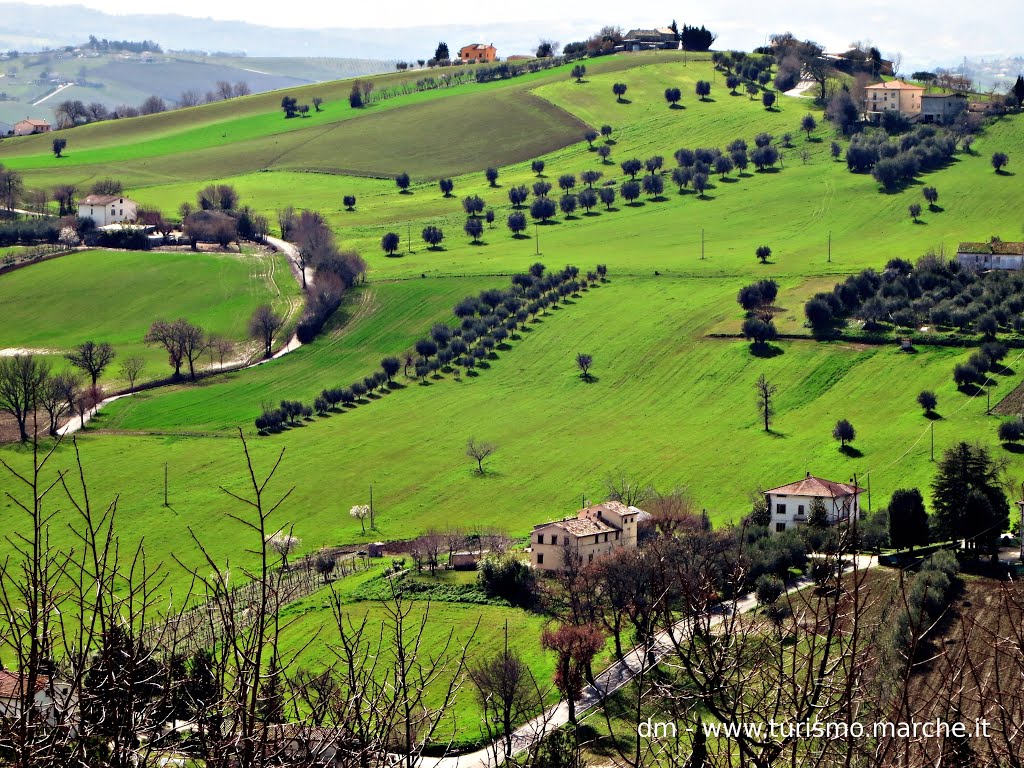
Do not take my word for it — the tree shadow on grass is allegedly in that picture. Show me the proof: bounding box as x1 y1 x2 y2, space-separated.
912 219 928 225
625 201 645 208
750 342 784 358
649 195 670 203
417 379 433 386
477 361 491 369
387 381 407 390
466 369 480 377
616 98 633 105
720 176 739 183
497 342 512 351
840 445 864 458
1001 442 1024 454
512 233 530 240
538 219 561 226
579 373 600 383
995 169 1016 176
928 204 945 213
924 411 943 421
583 211 602 217
468 240 488 247
426 245 447 251
669 103 686 110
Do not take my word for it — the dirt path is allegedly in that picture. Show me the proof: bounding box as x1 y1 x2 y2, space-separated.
57 238 309 436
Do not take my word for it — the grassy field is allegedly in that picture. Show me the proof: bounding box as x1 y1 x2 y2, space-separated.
0 50 1022 592
275 569 577 745
0 247 299 388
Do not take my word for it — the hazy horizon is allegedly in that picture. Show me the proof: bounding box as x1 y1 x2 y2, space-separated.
4 0 1023 73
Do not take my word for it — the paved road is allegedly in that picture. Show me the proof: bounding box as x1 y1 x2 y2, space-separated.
417 554 878 768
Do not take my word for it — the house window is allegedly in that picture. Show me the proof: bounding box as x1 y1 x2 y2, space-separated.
537 534 544 545
615 532 620 540
588 553 593 563
776 504 786 514
563 536 569 546
797 505 804 515
776 522 786 532
537 553 544 565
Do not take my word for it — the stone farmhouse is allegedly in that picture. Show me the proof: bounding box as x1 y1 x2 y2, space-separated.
863 80 966 125
78 194 138 227
458 44 497 63
957 239 1024 271
13 118 51 136
531 501 642 571
764 474 865 534
622 28 678 51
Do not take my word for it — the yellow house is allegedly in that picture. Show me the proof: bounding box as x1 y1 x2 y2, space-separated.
863 80 924 121
530 501 641 572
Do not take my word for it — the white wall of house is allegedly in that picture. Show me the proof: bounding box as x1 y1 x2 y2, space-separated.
957 252 1024 271
765 491 863 534
78 198 137 227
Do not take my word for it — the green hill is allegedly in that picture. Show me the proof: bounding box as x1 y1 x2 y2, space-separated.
1 50 1022 588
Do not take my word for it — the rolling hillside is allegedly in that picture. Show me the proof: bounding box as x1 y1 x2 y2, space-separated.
1 50 1022 588
0 46 393 127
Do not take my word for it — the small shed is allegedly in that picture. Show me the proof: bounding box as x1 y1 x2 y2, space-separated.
449 551 482 570
368 542 385 558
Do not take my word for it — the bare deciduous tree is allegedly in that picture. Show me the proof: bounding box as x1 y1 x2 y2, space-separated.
466 437 497 474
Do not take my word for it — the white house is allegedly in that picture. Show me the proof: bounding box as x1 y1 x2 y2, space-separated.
78 194 138 226
530 501 641 572
956 239 1024 271
0 671 75 727
764 473 865 534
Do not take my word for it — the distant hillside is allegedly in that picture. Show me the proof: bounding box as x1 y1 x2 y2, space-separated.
0 3 566 61
0 47 394 126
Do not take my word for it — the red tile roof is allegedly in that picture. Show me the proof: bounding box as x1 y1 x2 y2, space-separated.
866 80 924 91
0 671 49 699
958 241 1024 256
80 194 127 205
765 476 864 497
16 119 51 127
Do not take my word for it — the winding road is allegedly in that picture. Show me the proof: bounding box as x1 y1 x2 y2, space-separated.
57 236 309 435
417 555 879 768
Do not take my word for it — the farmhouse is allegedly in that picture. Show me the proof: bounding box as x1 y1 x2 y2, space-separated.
78 194 138 226
0 671 75 727
622 28 678 51
863 80 924 122
764 473 865 534
957 239 1024 270
13 118 51 136
920 92 967 124
531 501 641 572
459 44 497 63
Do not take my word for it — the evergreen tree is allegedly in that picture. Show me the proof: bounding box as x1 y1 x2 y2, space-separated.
931 442 1009 557
887 488 929 551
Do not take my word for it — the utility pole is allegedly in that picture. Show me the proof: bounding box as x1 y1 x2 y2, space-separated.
163 463 169 507
987 385 991 415
827 230 832 263
930 421 935 462
866 473 872 513
700 228 705 260
407 222 412 255
535 223 540 256
369 484 375 530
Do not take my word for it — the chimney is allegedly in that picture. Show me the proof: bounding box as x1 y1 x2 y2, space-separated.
806 471 811 478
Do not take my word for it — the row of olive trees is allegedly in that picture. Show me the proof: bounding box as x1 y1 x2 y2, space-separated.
255 262 604 435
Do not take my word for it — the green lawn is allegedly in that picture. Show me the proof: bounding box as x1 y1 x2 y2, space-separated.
0 248 299 388
277 588 564 746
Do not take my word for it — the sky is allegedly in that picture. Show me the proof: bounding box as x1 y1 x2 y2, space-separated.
7 0 1023 71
